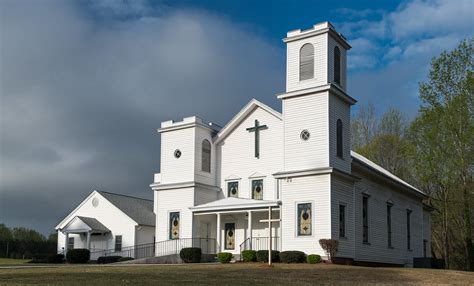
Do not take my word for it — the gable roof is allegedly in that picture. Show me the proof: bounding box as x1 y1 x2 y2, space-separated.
213 99 282 144
96 191 155 226
351 151 426 198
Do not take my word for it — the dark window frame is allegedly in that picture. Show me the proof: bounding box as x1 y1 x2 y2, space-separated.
297 202 312 236
251 179 264 200
362 195 369 243
114 235 122 252
387 203 393 248
67 237 74 250
201 139 211 173
169 211 180 240
407 210 412 250
339 204 346 238
334 46 341 85
227 181 239 198
336 119 343 158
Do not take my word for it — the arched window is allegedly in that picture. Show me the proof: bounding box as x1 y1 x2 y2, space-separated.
300 43 314 81
336 119 343 158
201 139 211 172
334 46 341 85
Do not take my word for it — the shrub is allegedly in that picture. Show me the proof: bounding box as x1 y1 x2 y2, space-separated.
66 249 90 264
241 250 257 262
280 251 306 263
118 257 134 262
307 254 322 264
46 254 65 264
97 256 122 264
256 250 280 263
217 252 233 263
319 239 338 263
180 247 202 263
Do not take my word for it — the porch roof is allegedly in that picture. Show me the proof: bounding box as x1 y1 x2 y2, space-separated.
62 216 110 234
190 197 280 213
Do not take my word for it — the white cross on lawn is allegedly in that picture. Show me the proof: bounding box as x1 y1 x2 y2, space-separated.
259 206 281 266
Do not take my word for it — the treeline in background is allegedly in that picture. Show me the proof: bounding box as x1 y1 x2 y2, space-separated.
352 38 473 271
0 223 56 259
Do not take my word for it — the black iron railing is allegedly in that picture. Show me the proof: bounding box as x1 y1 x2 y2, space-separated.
239 236 280 258
90 238 217 260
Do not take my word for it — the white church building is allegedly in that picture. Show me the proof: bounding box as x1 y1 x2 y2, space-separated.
56 22 431 266
151 22 431 266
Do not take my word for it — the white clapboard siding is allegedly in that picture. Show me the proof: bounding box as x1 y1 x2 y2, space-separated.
352 169 424 265
330 175 355 258
328 94 351 173
283 91 329 171
217 107 283 200
155 188 195 242
160 127 196 185
286 33 328 92
280 174 331 255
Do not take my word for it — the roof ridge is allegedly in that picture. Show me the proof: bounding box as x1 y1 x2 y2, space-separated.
96 190 153 202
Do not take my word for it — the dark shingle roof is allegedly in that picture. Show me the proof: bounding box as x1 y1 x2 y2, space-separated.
76 216 110 232
97 191 155 226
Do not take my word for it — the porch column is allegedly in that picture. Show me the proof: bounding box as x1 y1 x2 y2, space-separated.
86 232 91 250
64 232 69 254
216 213 221 253
247 211 252 249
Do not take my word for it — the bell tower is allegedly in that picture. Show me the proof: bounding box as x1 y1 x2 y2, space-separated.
279 22 356 174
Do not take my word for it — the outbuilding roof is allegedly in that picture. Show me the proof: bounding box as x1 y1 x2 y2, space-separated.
96 191 155 226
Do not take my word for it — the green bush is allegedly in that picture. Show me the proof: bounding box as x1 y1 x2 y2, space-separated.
66 249 90 264
217 252 233 263
180 247 202 263
97 256 122 264
256 250 280 263
280 251 306 263
241 250 257 262
307 254 322 264
118 257 134 262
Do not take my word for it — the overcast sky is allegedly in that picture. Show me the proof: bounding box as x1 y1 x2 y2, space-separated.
1 0 473 235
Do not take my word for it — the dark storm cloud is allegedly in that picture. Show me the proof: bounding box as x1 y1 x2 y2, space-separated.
0 1 284 234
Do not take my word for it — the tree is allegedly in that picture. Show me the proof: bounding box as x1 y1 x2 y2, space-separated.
410 38 473 270
12 227 45 242
0 224 13 241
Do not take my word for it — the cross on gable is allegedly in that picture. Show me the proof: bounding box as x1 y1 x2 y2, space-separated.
246 119 268 158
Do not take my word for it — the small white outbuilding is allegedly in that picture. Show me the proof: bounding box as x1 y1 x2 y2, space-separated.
55 190 155 260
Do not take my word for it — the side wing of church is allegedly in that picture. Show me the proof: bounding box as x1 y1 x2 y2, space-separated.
151 22 432 266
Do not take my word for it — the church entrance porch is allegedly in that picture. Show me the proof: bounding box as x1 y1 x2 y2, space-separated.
190 198 281 256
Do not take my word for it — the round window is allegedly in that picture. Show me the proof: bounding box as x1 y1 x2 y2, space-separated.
92 197 99 207
300 130 310 141
174 149 182 158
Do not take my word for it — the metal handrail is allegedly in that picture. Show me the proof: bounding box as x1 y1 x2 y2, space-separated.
89 238 217 260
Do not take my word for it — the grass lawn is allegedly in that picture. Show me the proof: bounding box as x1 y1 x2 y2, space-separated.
0 259 31 266
0 263 473 285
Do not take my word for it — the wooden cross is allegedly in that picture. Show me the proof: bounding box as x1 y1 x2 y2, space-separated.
246 120 268 158
260 206 281 266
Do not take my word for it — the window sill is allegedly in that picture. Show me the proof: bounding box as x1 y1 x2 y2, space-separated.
388 246 394 249
363 242 371 246
339 236 347 240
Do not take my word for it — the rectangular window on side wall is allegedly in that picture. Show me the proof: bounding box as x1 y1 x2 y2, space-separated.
407 210 412 250
169 212 180 240
227 182 239 198
339 204 346 238
362 195 369 243
387 203 393 248
67 237 74 250
251 179 263 200
115 235 122 252
297 203 312 236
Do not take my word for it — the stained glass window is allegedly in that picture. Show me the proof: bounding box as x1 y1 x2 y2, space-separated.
252 179 263 200
169 212 180 240
297 203 312 236
228 182 239 198
225 223 235 250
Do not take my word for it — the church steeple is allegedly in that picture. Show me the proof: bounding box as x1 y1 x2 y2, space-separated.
279 22 356 174
283 22 351 93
